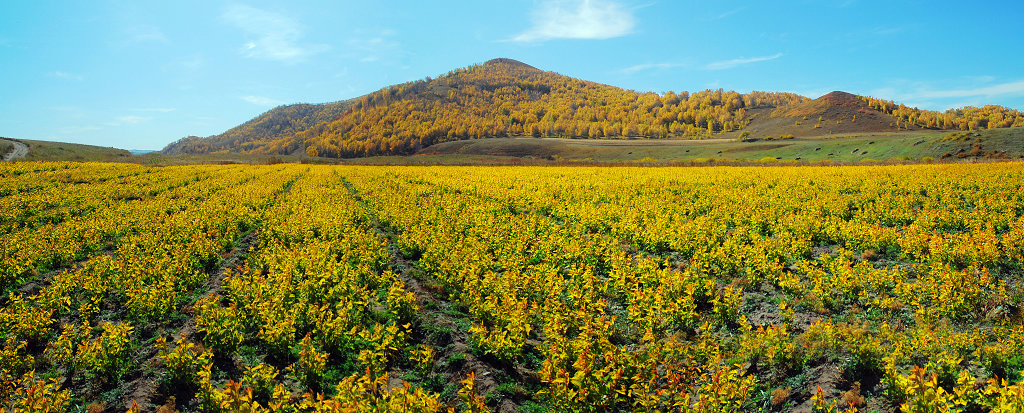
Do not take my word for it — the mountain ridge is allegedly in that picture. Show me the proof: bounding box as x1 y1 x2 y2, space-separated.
163 100 352 155
162 59 1024 158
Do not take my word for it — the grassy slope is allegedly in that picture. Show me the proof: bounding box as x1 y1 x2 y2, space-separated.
13 128 1022 166
154 128 1021 166
20 139 133 162
0 139 12 156
721 91 913 140
415 128 1024 164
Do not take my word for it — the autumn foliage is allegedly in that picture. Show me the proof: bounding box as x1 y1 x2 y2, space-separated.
3 161 1024 411
166 59 807 157
164 59 1024 159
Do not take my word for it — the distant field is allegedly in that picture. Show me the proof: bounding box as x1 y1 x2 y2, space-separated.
132 151 322 166
9 127 1023 166
418 127 1024 164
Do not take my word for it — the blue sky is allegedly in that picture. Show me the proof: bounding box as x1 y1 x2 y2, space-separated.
2 1 1023 150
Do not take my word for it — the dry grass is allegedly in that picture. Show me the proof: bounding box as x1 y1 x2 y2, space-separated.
771 386 792 407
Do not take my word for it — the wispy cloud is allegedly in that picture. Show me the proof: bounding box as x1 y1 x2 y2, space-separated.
222 4 328 62
869 78 1024 110
511 0 636 42
124 25 169 45
621 62 684 74
107 115 151 127
346 29 402 64
131 107 176 113
711 7 746 20
165 54 205 73
50 106 87 119
911 80 1024 100
49 71 83 81
240 95 284 106
704 53 783 70
868 26 905 36
964 75 996 84
118 116 148 124
58 125 102 136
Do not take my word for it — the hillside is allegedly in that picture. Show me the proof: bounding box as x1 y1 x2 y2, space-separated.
162 59 1024 158
163 100 352 155
0 139 13 159
287 59 807 157
163 59 806 157
16 139 132 162
729 91 915 139
415 128 1024 164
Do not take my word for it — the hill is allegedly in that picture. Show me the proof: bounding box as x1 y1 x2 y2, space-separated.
162 58 1024 158
0 139 13 159
290 59 812 157
163 58 806 157
10 138 133 162
728 91 915 139
163 100 352 155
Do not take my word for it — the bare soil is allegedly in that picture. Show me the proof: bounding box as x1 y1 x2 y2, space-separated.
1 138 29 161
120 228 261 411
340 177 539 411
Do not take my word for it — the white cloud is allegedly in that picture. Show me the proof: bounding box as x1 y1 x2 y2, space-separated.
621 62 684 74
173 55 206 73
511 0 636 42
131 108 176 113
711 7 746 20
125 25 169 44
704 53 783 70
346 30 402 64
118 116 148 124
107 115 152 127
240 95 284 106
58 125 102 136
222 4 328 62
868 26 904 36
49 71 83 81
49 106 87 119
912 80 1024 100
869 78 1024 110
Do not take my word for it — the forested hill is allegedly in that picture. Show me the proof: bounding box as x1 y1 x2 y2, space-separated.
163 101 352 155
163 58 1024 158
163 58 806 157
286 59 808 157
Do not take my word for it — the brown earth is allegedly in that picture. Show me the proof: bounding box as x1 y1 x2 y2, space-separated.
340 178 538 411
734 91 916 139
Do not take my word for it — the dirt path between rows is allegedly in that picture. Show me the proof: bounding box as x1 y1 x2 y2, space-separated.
120 229 261 411
121 176 300 411
1 138 29 161
339 177 537 412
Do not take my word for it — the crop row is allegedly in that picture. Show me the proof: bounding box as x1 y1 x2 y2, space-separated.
2 161 1024 412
